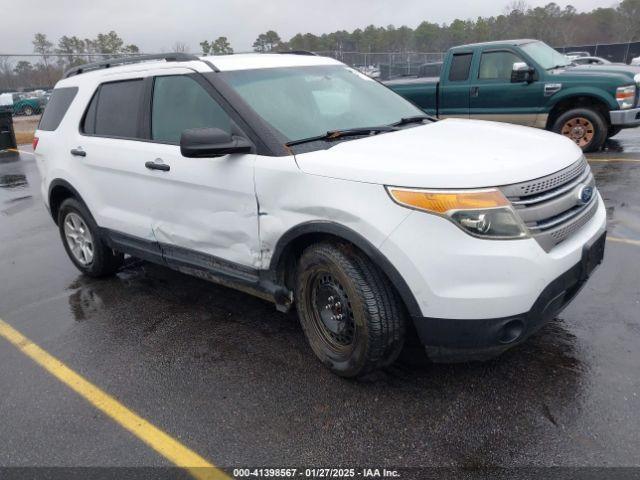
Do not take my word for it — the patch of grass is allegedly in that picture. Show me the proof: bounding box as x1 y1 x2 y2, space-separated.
15 131 35 146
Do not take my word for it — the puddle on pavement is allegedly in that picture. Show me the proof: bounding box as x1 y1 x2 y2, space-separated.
0 174 27 189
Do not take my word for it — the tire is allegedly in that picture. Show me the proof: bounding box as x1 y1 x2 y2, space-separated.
552 108 607 153
294 242 406 377
22 106 34 116
607 125 623 139
58 198 123 277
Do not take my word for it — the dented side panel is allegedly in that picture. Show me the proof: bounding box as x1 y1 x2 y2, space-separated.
143 143 260 268
254 154 412 270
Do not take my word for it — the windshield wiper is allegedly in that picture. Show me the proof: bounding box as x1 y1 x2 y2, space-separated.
391 114 436 126
286 126 397 147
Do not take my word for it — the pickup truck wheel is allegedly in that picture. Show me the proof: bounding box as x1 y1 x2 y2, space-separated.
295 242 405 377
552 108 606 153
22 106 34 116
58 198 123 277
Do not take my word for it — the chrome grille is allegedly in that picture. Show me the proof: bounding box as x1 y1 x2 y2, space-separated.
500 158 598 252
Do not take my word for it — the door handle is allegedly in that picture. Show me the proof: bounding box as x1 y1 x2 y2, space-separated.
145 160 170 171
70 148 86 157
470 86 480 97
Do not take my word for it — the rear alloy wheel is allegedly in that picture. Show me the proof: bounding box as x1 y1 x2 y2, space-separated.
552 108 607 153
64 212 95 266
295 242 405 377
58 198 124 277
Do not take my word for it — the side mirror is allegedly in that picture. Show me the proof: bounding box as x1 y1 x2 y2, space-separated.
180 127 253 158
511 62 535 83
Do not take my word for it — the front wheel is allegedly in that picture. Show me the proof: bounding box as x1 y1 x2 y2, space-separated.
22 106 34 116
552 108 607 153
58 198 123 277
295 242 405 377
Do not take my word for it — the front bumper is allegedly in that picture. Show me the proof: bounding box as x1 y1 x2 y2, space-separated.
610 107 640 126
414 231 606 363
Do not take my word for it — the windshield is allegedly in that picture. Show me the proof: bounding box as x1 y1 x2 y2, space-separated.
220 65 423 143
521 41 571 70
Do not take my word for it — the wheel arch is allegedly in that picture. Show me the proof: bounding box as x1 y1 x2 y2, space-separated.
269 221 422 318
546 94 612 130
48 179 87 225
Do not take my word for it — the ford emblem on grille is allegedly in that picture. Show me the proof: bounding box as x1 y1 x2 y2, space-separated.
577 185 594 205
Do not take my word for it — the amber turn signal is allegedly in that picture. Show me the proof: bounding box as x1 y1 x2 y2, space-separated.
387 187 509 214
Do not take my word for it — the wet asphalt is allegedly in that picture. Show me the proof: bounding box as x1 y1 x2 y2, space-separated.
0 132 639 473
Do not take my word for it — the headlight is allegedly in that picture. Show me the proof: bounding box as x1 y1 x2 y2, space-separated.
616 85 636 109
635 73 640 85
387 187 529 239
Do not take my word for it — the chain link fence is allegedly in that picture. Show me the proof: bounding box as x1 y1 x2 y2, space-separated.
556 41 640 64
315 51 445 79
2 41 639 94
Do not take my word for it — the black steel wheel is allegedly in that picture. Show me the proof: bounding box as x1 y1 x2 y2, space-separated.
295 242 405 377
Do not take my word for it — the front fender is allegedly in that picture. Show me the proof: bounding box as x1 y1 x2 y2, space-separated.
269 221 422 318
545 86 618 111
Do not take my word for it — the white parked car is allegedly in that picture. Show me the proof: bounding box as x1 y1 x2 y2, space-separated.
34 53 606 376
631 56 640 66
571 56 612 65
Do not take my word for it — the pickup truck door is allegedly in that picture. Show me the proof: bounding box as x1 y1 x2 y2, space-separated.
468 49 546 127
438 51 474 119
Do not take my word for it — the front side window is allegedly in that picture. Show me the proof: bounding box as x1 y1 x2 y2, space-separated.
220 65 422 143
84 79 144 138
151 75 231 144
478 51 522 80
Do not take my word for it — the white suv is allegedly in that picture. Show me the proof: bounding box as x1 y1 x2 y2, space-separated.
34 52 606 377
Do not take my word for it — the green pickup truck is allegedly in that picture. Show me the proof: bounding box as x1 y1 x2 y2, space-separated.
386 39 640 152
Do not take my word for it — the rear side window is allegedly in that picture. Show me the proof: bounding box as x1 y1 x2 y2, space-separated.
38 87 78 131
151 75 231 144
83 79 144 138
448 53 473 81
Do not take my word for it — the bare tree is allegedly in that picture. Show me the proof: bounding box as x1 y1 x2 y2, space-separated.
33 33 53 84
172 42 190 53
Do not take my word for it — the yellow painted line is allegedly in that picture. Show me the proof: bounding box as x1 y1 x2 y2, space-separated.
6 148 34 156
0 318 230 480
608 235 640 247
588 158 640 163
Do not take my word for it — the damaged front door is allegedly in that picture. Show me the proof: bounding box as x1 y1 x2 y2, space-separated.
144 73 260 269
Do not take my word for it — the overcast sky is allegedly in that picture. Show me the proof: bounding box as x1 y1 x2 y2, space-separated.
7 0 615 53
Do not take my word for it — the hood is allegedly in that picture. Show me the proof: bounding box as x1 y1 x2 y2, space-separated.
551 65 640 83
294 119 583 189
571 64 640 77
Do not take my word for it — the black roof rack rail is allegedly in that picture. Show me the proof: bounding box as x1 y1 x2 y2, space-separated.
278 50 318 56
63 53 219 78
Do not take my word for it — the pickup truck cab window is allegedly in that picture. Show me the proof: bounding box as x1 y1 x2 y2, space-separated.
220 65 421 143
151 75 231 144
448 53 473 81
